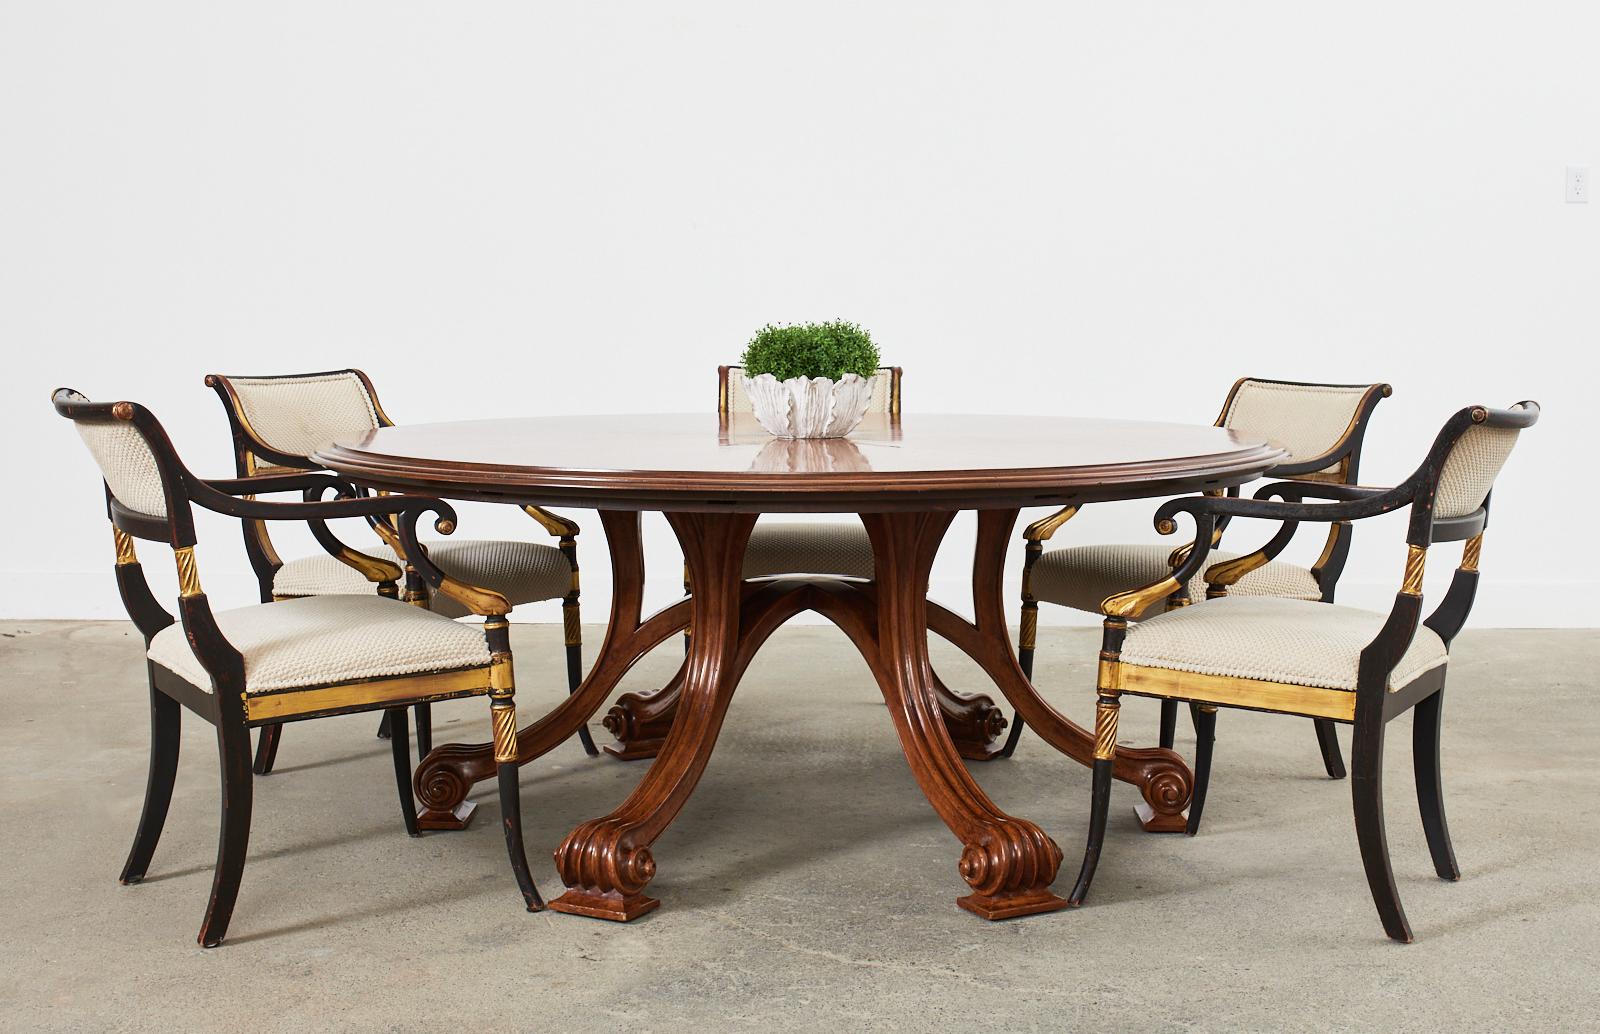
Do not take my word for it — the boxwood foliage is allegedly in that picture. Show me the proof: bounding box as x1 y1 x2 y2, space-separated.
740 320 881 382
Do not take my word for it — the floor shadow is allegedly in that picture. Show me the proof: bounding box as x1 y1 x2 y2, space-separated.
135 817 423 883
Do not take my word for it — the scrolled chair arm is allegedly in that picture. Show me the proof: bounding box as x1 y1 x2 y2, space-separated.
203 470 360 498
1202 518 1301 593
390 505 513 617
1099 509 1220 618
1154 481 1418 530
1156 479 1426 600
189 478 456 589
295 481 415 585
1202 484 1405 590
1252 481 1396 504
188 475 458 528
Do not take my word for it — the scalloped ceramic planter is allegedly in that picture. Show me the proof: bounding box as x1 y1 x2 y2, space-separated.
742 373 875 439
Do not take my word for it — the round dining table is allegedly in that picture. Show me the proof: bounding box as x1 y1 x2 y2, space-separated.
317 412 1285 922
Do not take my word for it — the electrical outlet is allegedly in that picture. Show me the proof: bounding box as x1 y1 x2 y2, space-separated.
1568 166 1588 204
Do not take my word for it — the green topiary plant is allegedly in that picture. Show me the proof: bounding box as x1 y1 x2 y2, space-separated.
740 320 881 382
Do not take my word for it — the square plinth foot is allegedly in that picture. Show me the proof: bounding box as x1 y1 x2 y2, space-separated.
603 740 664 761
416 801 477 831
549 889 661 921
1134 801 1188 833
957 889 1071 920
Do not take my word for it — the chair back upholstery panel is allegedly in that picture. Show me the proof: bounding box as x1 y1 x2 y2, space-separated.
721 366 899 416
74 418 170 518
226 372 382 463
1220 380 1374 472
1434 423 1521 519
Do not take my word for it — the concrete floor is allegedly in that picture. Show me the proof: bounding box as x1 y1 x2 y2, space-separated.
1 620 1596 1032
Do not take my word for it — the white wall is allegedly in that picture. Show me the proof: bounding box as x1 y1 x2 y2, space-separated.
2 2 1595 629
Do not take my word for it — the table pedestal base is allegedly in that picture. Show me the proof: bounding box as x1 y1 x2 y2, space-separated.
553 510 1073 922
411 509 1195 922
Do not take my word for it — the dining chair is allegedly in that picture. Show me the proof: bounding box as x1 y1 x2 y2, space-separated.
53 388 543 947
682 365 905 642
1066 400 1538 942
1013 378 1392 774
205 369 596 773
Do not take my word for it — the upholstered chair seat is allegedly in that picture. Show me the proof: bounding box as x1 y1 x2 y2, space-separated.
273 539 572 617
1030 543 1321 620
149 595 493 694
1120 596 1447 693
741 522 876 580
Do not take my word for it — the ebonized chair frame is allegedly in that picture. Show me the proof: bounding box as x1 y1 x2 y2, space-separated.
204 369 596 772
1067 401 1538 941
54 389 543 947
1011 377 1393 776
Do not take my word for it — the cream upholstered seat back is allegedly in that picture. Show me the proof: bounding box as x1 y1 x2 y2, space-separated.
1218 379 1376 474
73 413 170 518
1433 421 1523 519
212 370 385 468
720 365 901 417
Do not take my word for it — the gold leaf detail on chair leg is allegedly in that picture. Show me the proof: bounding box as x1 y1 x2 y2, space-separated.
1094 698 1121 760
491 702 519 763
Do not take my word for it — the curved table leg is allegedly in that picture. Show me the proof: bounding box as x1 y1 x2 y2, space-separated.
860 511 1067 918
926 509 1194 833
413 511 690 829
602 660 1010 762
604 574 1009 762
550 512 757 920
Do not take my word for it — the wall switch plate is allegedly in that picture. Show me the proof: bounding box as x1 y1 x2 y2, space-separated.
1568 166 1589 204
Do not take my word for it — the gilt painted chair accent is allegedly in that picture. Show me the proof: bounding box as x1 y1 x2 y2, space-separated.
53 389 543 947
1013 378 1392 774
1066 400 1537 942
205 370 595 772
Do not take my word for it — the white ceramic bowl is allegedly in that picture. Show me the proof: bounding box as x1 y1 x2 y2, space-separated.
742 373 875 439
